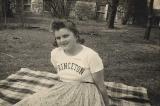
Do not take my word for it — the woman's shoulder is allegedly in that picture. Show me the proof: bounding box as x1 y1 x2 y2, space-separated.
82 45 98 55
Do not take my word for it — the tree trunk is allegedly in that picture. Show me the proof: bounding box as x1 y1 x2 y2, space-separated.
16 0 24 27
4 0 8 26
95 0 101 20
144 0 154 40
0 0 2 26
21 0 24 27
107 0 119 28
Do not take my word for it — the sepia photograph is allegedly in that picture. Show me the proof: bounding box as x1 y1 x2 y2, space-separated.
0 0 160 106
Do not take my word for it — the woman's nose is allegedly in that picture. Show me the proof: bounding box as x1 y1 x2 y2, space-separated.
60 37 66 42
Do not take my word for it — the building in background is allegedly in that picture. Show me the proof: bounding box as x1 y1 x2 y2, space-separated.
15 0 49 14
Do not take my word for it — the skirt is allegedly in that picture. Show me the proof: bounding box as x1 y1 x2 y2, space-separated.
13 81 105 106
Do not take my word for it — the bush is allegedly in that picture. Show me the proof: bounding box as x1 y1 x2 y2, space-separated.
70 1 96 20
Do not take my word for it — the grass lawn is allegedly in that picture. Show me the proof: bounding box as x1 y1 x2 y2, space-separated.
0 20 160 106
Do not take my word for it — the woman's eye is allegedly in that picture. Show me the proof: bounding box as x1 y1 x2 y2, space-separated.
63 34 69 38
56 37 60 40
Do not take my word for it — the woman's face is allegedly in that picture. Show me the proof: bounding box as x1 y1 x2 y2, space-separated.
55 28 77 51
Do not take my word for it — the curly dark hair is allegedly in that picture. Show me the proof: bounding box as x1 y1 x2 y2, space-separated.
51 19 85 47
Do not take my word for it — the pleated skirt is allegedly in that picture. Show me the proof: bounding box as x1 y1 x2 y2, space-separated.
14 81 105 106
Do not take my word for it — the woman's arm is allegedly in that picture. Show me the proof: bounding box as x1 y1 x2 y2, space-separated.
92 70 109 106
52 68 60 80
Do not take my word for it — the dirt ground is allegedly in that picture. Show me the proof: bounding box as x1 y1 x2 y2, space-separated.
0 20 160 106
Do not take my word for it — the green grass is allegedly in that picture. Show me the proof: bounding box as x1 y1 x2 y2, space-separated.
0 21 160 106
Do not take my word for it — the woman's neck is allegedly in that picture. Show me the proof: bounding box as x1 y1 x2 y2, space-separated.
64 44 83 56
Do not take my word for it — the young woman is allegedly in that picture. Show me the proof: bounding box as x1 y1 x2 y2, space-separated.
14 20 109 106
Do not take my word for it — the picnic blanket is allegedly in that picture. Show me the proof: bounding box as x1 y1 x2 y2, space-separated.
0 68 151 106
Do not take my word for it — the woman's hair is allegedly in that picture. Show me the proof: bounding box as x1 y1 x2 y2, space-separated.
51 19 85 47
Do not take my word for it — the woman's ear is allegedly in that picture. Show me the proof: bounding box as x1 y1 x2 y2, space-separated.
53 38 58 47
75 35 80 42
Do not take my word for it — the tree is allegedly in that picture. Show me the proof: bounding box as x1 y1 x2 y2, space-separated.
0 0 14 27
106 0 119 28
47 0 75 18
14 0 25 27
120 0 148 25
0 0 2 26
2 0 8 26
120 0 135 25
95 0 102 20
144 0 154 40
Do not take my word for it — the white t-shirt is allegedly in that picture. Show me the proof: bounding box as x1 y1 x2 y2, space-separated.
51 45 104 82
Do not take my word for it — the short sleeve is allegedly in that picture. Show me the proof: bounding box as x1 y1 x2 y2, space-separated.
51 49 57 68
88 53 104 73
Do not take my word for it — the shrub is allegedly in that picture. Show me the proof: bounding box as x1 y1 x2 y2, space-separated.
70 1 96 20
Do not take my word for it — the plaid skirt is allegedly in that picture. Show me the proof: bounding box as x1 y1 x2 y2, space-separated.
13 81 105 106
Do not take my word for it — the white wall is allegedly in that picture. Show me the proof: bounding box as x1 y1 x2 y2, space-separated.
153 0 160 9
31 0 43 14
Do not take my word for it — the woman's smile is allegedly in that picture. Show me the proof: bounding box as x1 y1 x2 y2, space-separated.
60 42 69 47
61 41 69 45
